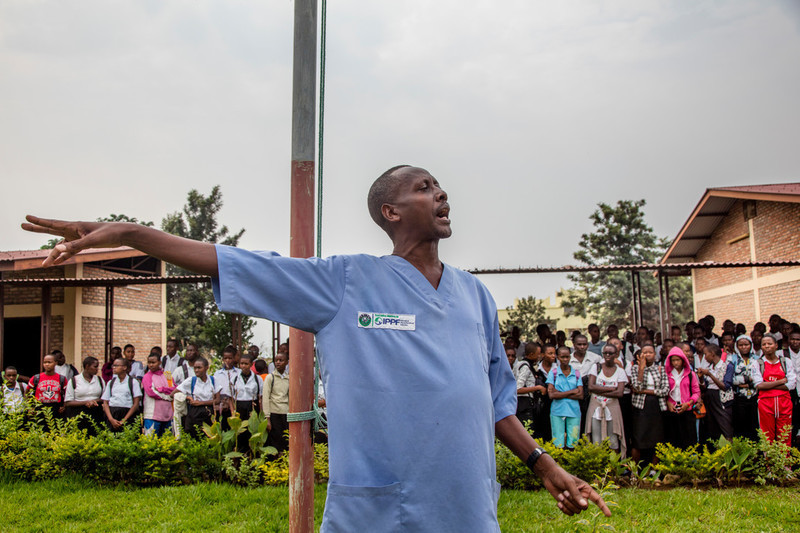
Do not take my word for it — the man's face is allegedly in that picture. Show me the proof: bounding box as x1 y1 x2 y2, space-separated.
185 344 198 360
588 325 600 341
573 337 588 356
387 167 451 241
166 340 178 356
5 369 17 385
769 315 780 331
248 346 259 358
124 347 135 360
789 333 800 353
274 354 288 374
43 355 56 372
693 327 705 341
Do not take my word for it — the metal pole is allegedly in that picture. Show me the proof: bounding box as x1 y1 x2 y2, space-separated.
41 286 51 367
664 275 672 333
105 286 114 362
0 285 4 370
657 271 665 342
289 1 317 531
630 271 638 331
635 271 644 329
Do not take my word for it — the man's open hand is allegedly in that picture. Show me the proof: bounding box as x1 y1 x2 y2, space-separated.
539 460 612 517
22 215 127 266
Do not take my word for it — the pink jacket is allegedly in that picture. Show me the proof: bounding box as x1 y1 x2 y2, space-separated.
664 347 701 407
142 370 175 422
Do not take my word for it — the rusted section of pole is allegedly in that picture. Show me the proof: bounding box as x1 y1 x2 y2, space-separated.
288 1 317 532
41 286 51 367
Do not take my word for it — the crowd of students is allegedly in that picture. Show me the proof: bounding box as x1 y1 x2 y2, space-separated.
507 313 800 462
0 340 297 454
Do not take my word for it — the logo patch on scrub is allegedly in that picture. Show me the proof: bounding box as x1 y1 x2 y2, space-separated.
357 312 416 331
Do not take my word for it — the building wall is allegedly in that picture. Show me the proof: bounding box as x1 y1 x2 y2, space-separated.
81 266 161 312
81 316 162 359
691 199 800 329
2 267 65 305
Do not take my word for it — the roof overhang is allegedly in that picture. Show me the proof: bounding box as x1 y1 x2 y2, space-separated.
0 247 147 272
660 183 800 264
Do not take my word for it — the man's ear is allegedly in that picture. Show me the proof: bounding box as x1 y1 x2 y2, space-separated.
381 203 400 223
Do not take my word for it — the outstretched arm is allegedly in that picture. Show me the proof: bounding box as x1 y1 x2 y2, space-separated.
495 415 612 517
22 216 218 277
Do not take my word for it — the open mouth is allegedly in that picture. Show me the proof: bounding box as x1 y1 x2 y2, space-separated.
436 204 451 222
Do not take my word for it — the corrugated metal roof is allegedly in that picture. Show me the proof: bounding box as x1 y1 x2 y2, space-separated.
661 182 800 263
467 259 800 276
0 275 210 287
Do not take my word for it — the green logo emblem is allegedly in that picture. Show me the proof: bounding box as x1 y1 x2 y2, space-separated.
359 313 372 327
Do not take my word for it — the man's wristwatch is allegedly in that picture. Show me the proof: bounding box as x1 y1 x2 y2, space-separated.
526 448 549 471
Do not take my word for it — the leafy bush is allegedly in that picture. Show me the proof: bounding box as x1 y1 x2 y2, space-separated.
753 428 800 485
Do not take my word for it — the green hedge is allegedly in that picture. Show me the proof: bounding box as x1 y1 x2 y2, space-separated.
1 402 797 489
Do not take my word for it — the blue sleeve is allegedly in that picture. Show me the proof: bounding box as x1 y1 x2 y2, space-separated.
212 245 346 333
545 370 554 385
723 362 734 391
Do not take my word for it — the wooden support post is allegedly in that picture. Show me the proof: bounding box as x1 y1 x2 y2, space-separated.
288 1 318 532
231 314 243 355
0 285 5 370
104 286 115 362
41 286 51 367
657 271 666 340
664 275 672 332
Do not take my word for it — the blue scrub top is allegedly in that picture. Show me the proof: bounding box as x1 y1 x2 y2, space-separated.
212 246 517 532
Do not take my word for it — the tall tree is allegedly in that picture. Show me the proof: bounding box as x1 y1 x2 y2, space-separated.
562 199 692 331
500 296 552 340
161 186 253 354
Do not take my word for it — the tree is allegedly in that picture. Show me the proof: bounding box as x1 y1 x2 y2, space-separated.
161 186 253 354
562 199 692 332
500 295 552 340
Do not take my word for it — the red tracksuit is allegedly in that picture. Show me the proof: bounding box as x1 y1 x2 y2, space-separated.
758 360 793 446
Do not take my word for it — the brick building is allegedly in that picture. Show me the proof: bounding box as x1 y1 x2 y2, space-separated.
661 183 800 328
0 248 166 377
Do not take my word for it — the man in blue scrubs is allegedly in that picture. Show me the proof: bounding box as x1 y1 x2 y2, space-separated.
24 165 610 531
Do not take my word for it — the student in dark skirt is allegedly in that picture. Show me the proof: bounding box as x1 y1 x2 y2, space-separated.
232 353 262 451
174 357 222 438
664 345 701 449
629 344 668 465
730 334 760 441
100 358 142 431
696 343 734 445
63 356 105 433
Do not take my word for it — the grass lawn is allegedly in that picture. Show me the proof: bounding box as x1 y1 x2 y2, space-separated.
1 476 798 532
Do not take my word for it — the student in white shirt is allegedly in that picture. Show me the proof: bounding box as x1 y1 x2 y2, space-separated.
1 366 27 414
64 356 105 432
101 358 143 431
213 346 241 420
233 354 262 420
175 357 222 438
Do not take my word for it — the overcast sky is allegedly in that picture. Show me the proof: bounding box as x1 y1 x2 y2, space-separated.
2 1 800 342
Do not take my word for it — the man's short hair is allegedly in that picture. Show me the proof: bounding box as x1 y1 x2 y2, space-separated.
367 165 411 232
524 342 542 356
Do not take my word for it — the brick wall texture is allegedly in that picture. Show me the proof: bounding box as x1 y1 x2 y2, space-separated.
81 317 162 359
2 268 65 305
693 199 800 328
81 266 162 312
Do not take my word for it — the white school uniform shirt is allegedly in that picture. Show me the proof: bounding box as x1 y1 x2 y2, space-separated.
1 382 27 412
100 374 143 408
128 360 145 379
780 348 800 393
171 361 193 387
162 354 184 375
232 372 262 402
55 364 75 381
177 375 223 402
213 367 241 399
569 351 602 377
64 374 104 402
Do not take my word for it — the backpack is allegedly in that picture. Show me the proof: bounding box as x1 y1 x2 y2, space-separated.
162 356 186 373
190 375 216 396
758 355 788 377
70 374 105 396
32 373 67 392
107 375 135 399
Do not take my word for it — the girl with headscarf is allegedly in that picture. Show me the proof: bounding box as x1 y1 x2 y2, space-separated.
731 334 760 441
